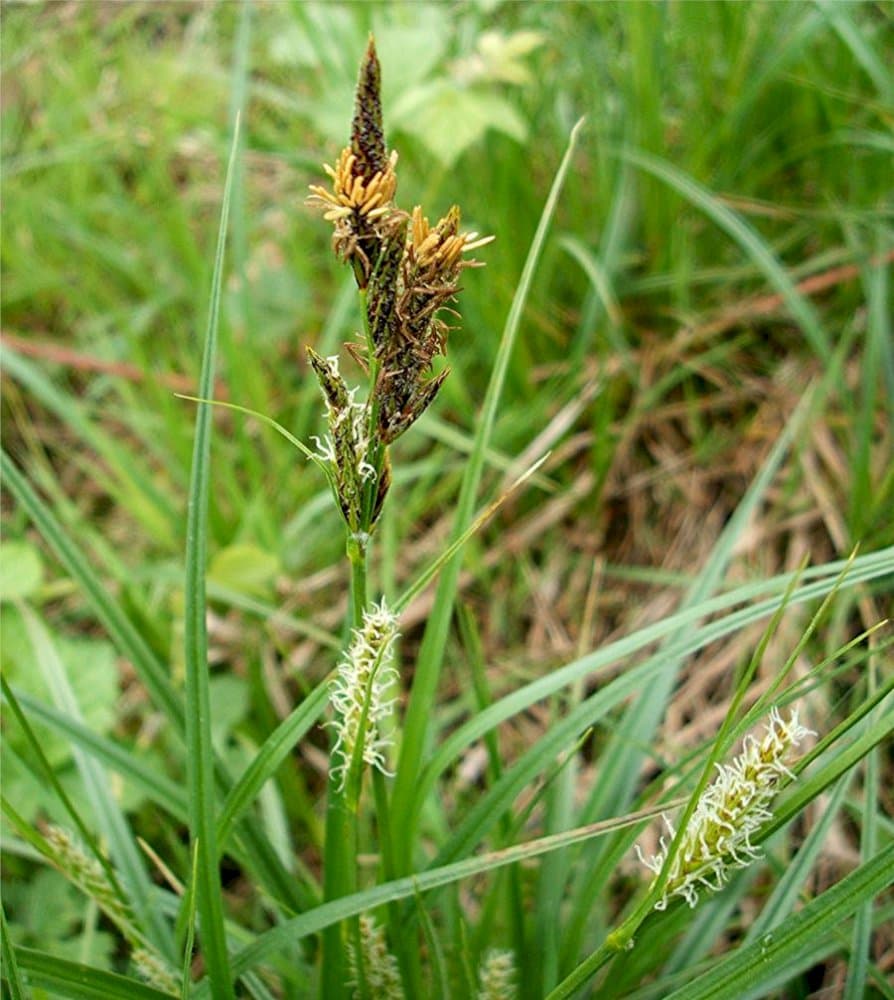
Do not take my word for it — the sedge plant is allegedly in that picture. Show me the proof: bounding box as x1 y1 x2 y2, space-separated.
3 20 893 1000
304 36 493 997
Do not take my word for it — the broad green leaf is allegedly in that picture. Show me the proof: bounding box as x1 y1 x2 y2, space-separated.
0 542 44 601
392 81 527 166
208 543 279 600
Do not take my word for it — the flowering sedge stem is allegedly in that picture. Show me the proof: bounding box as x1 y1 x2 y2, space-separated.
320 536 368 998
348 533 369 630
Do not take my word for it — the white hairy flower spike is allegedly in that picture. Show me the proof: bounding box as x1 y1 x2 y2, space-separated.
329 600 399 789
348 914 404 1000
637 707 814 910
131 948 179 994
44 825 134 933
477 949 517 1000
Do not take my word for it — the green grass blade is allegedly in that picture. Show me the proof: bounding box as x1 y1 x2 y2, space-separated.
0 455 307 915
0 450 183 726
744 773 853 944
576 391 811 826
13 947 175 1000
1 349 179 543
661 843 894 1000
844 716 881 998
196 802 670 990
390 117 587 852
2 676 123 873
7 688 189 822
17 604 174 957
764 705 894 844
0 905 25 1000
181 115 241 998
619 148 831 362
815 0 894 102
216 680 330 853
415 551 893 826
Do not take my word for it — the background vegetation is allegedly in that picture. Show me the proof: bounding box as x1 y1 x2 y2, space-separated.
2 2 891 998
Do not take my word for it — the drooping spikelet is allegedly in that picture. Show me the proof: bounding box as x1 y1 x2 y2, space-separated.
329 600 400 789
637 707 814 910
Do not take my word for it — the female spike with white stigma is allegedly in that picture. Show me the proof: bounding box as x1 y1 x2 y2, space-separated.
637 707 814 910
349 914 404 1000
329 599 399 790
477 949 518 1000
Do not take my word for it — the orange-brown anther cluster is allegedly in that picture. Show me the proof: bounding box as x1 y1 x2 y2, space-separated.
307 147 398 223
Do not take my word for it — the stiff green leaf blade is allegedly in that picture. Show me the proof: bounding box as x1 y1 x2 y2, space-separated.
216 681 330 852
18 604 174 958
391 116 587 853
619 148 831 362
181 114 241 998
13 946 175 1000
1 905 25 1000
661 843 894 1000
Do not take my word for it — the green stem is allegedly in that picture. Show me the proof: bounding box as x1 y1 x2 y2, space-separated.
348 534 368 630
320 538 368 999
373 768 420 995
546 901 654 999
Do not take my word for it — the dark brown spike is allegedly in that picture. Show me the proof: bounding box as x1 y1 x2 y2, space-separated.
371 451 392 526
351 36 387 177
378 368 450 444
367 215 408 353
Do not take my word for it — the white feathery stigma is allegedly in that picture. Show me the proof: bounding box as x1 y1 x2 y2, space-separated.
329 600 399 789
